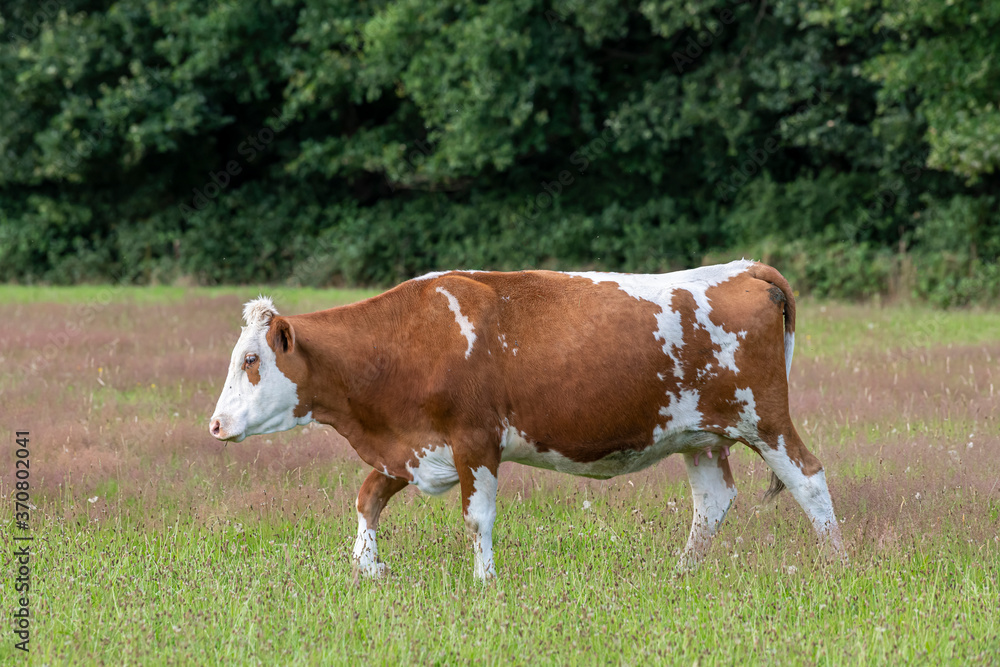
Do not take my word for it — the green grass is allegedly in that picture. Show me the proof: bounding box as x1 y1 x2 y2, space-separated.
3 475 997 666
0 283 380 311
1 285 998 665
795 300 1000 361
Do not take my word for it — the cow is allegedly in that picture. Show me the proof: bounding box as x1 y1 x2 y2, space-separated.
209 259 846 580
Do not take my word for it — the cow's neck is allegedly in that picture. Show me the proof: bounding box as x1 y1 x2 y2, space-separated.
285 303 396 444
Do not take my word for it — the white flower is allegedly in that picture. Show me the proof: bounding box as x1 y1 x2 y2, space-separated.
582 500 591 510
87 496 98 504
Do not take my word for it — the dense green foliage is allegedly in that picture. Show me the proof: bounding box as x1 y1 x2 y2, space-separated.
1 0 997 303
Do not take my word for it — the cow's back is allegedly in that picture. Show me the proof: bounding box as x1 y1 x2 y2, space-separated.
398 260 788 475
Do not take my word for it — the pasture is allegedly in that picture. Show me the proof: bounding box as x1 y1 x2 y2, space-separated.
1 285 998 665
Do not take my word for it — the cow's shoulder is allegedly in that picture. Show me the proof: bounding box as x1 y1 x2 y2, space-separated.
410 272 501 312
397 273 502 361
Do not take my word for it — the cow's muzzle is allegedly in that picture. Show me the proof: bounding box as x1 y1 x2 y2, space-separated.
209 416 244 442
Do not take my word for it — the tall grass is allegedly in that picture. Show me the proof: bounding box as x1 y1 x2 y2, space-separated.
1 288 997 664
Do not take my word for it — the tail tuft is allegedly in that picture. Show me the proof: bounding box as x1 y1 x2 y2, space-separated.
763 472 786 501
784 332 795 380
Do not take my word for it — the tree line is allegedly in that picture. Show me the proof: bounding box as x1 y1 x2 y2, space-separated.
1 0 997 305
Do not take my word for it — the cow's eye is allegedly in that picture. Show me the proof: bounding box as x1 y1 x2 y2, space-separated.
244 353 258 367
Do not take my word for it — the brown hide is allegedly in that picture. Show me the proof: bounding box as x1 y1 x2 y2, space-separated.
267 263 808 481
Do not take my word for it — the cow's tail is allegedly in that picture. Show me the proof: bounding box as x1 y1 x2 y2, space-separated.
747 262 796 501
747 262 796 380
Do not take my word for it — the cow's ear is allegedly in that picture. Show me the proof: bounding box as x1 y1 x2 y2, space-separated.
267 317 295 355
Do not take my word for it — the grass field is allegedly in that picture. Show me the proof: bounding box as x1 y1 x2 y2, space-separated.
1 286 998 665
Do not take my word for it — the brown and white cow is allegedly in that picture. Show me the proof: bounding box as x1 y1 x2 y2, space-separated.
209 260 845 579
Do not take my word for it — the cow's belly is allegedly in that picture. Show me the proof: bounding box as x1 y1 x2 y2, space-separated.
499 425 721 479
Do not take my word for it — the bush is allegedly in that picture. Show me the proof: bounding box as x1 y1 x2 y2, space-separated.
1 0 998 305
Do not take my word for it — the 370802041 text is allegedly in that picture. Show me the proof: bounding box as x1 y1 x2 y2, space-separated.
13 430 32 653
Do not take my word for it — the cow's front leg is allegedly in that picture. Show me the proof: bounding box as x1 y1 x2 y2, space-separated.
456 459 499 581
354 470 408 579
678 443 738 571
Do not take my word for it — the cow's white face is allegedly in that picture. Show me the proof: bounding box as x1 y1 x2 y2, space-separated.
209 297 310 442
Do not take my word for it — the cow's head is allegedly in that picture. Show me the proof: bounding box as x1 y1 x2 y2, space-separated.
209 297 311 441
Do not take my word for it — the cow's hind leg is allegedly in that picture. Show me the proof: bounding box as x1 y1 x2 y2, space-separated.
678 437 738 571
455 455 499 581
354 470 408 580
752 427 846 562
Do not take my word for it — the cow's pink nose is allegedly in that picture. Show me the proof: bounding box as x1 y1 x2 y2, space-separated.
210 419 222 437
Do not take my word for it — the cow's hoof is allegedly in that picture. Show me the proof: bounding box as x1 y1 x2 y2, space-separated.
826 549 851 567
352 561 388 585
473 560 497 582
674 556 702 575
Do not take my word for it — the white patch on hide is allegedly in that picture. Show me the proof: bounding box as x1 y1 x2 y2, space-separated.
353 513 384 578
242 295 279 327
211 299 314 441
762 435 839 538
680 445 738 568
413 269 483 281
566 259 753 379
466 466 498 580
436 287 477 359
406 444 460 495
724 386 760 441
656 389 703 432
